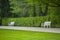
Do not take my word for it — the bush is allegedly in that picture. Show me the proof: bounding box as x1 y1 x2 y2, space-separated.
2 16 60 27
2 17 46 27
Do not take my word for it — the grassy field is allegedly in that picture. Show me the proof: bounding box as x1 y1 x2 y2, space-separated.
0 29 60 40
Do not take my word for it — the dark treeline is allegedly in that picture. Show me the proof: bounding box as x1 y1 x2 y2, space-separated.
0 0 60 25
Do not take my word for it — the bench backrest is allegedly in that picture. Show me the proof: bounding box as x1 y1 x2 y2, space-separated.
9 22 15 26
44 21 51 26
10 22 14 24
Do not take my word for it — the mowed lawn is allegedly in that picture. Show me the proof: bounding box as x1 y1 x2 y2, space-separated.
0 29 60 40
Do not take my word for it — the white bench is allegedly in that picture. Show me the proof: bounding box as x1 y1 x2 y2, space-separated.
41 21 51 28
8 22 15 26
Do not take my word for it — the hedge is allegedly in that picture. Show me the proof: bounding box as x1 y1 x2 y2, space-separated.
2 16 60 28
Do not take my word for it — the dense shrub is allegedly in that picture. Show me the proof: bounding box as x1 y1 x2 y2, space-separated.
2 16 60 27
2 17 45 27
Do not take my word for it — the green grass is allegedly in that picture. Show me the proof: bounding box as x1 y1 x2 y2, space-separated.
0 29 60 40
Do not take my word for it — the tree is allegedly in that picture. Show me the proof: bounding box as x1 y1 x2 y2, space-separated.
43 3 49 16
38 1 49 16
32 1 36 17
38 2 44 16
0 0 11 25
41 0 60 7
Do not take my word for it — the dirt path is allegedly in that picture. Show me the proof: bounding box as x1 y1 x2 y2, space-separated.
0 26 60 33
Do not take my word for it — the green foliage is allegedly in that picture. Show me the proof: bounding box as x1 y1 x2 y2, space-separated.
2 17 46 27
9 0 50 17
2 15 60 27
0 0 60 27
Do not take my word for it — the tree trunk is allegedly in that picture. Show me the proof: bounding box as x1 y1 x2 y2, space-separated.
32 0 36 17
39 3 43 16
44 3 49 16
